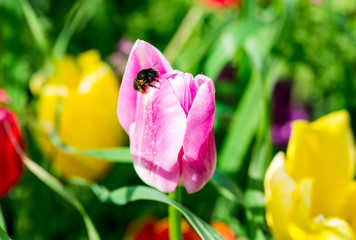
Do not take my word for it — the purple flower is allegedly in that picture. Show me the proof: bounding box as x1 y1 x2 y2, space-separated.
117 40 216 193
271 80 309 148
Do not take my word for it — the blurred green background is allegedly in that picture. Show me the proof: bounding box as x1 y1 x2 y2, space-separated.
1 0 356 239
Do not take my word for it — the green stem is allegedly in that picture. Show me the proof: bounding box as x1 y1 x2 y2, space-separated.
163 6 205 63
0 203 7 233
169 187 182 240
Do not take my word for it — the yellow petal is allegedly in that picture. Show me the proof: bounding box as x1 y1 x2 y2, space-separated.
289 178 314 231
77 49 102 75
288 179 355 239
285 110 356 217
264 152 297 240
57 55 80 88
289 215 355 240
343 181 356 235
36 50 127 181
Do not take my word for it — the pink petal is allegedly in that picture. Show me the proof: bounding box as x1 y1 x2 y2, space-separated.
130 80 186 193
117 40 173 134
167 71 198 116
181 75 216 193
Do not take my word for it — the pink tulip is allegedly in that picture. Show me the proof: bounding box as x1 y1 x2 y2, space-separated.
117 40 216 193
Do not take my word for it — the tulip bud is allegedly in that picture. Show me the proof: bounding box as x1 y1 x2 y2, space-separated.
117 40 216 194
0 93 23 198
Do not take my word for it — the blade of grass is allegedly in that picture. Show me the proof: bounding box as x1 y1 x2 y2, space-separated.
52 0 101 58
172 14 235 73
218 72 261 173
203 20 261 80
163 5 205 63
19 0 49 54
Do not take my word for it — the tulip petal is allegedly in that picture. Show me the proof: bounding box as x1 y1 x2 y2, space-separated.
181 75 216 194
167 71 197 116
285 110 356 216
264 152 297 240
117 40 173 134
130 80 186 193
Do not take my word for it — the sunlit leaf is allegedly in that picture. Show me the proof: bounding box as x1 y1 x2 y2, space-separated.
0 226 11 240
163 6 205 63
49 131 132 163
81 148 132 163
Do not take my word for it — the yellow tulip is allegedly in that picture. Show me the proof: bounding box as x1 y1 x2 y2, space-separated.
33 50 126 181
264 110 356 240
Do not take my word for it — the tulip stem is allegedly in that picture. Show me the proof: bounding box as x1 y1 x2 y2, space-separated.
169 187 182 240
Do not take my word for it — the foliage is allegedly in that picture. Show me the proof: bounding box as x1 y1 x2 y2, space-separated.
1 0 356 239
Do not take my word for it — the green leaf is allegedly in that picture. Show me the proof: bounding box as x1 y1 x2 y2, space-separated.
245 141 269 223
91 185 223 240
204 20 261 80
210 170 244 205
163 6 205 63
173 14 235 74
81 148 132 163
210 170 266 239
273 0 297 52
49 131 132 163
0 226 11 240
23 156 101 240
52 0 101 58
19 0 49 54
218 72 261 173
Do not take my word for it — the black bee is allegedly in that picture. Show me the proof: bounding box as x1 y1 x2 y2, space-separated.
133 65 159 93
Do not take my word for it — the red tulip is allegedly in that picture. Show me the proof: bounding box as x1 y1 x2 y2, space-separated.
125 217 239 240
0 92 23 198
124 217 200 240
200 0 242 9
